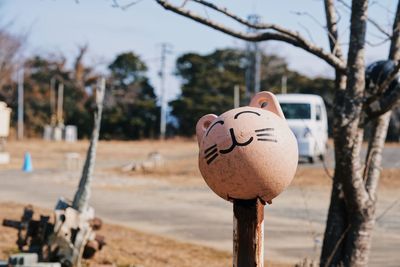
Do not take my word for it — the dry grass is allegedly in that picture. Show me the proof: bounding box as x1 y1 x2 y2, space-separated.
3 139 399 188
1 140 399 266
0 202 290 267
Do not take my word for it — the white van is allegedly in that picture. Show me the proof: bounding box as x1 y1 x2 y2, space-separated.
276 94 328 163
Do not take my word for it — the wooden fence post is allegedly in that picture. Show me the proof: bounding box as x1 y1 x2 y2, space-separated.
233 198 265 267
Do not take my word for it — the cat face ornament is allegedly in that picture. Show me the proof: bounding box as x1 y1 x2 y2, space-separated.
196 91 298 203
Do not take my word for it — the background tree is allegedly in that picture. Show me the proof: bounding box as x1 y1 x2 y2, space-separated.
171 49 246 135
155 0 400 266
103 52 159 139
23 54 93 137
0 47 159 140
172 48 335 136
0 25 23 108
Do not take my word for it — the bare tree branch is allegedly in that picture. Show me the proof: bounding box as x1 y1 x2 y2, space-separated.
372 0 396 16
297 22 316 43
112 0 144 10
389 1 400 60
338 0 370 215
324 0 345 61
191 0 298 34
191 0 340 46
365 38 391 47
156 0 346 72
337 0 391 38
364 83 400 120
364 1 400 120
0 29 23 89
292 9 339 51
377 62 400 94
364 0 400 201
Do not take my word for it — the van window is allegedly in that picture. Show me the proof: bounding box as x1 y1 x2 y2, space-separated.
280 103 311 119
316 105 322 121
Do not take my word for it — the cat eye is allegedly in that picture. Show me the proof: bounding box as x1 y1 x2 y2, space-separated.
206 120 224 136
234 110 260 119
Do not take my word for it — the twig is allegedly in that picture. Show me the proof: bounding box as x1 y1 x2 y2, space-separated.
376 60 400 94
155 0 346 72
363 60 400 121
291 11 325 29
373 0 396 16
324 0 345 62
297 22 316 44
376 197 400 222
298 185 319 249
323 224 352 267
112 0 144 10
365 38 391 47
337 0 391 38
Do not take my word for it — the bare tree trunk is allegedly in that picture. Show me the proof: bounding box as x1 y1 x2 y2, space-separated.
343 2 400 266
320 1 351 265
321 0 371 266
322 0 400 266
320 177 348 266
363 0 400 207
153 1 400 266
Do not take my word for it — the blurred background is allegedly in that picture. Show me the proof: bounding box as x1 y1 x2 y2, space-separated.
0 1 399 267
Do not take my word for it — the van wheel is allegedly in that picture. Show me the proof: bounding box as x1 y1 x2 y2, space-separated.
319 154 325 161
308 156 314 164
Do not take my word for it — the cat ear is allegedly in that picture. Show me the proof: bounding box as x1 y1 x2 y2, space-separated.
249 91 285 119
196 114 218 144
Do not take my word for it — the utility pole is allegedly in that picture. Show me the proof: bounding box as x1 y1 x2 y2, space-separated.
17 68 24 140
57 82 64 126
50 78 56 126
281 75 287 94
245 14 262 100
159 43 172 140
254 40 261 94
234 85 240 108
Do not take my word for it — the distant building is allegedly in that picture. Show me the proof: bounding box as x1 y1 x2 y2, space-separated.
0 101 11 140
0 101 11 164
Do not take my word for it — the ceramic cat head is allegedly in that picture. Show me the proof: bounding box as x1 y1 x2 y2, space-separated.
196 91 298 203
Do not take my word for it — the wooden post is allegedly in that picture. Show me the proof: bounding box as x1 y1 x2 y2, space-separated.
233 198 265 267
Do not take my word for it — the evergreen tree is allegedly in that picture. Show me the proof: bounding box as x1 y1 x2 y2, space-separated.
102 52 159 139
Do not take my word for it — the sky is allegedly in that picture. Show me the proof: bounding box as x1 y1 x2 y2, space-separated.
1 0 397 101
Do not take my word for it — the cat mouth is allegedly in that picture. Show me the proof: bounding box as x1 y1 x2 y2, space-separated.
203 127 277 165
219 128 253 154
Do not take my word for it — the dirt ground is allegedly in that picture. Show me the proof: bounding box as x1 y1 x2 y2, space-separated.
1 139 399 187
0 202 290 267
0 139 399 266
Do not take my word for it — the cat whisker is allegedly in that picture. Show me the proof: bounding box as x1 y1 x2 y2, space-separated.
205 148 218 158
255 128 274 133
256 133 273 137
204 144 217 154
257 138 277 143
206 154 219 164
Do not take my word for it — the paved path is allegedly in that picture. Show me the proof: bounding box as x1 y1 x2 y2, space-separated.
301 145 400 168
0 168 399 266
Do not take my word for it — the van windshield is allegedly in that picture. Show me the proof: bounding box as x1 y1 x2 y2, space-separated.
280 103 311 119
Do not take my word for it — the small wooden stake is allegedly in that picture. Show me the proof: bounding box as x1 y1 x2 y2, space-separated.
233 198 265 267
